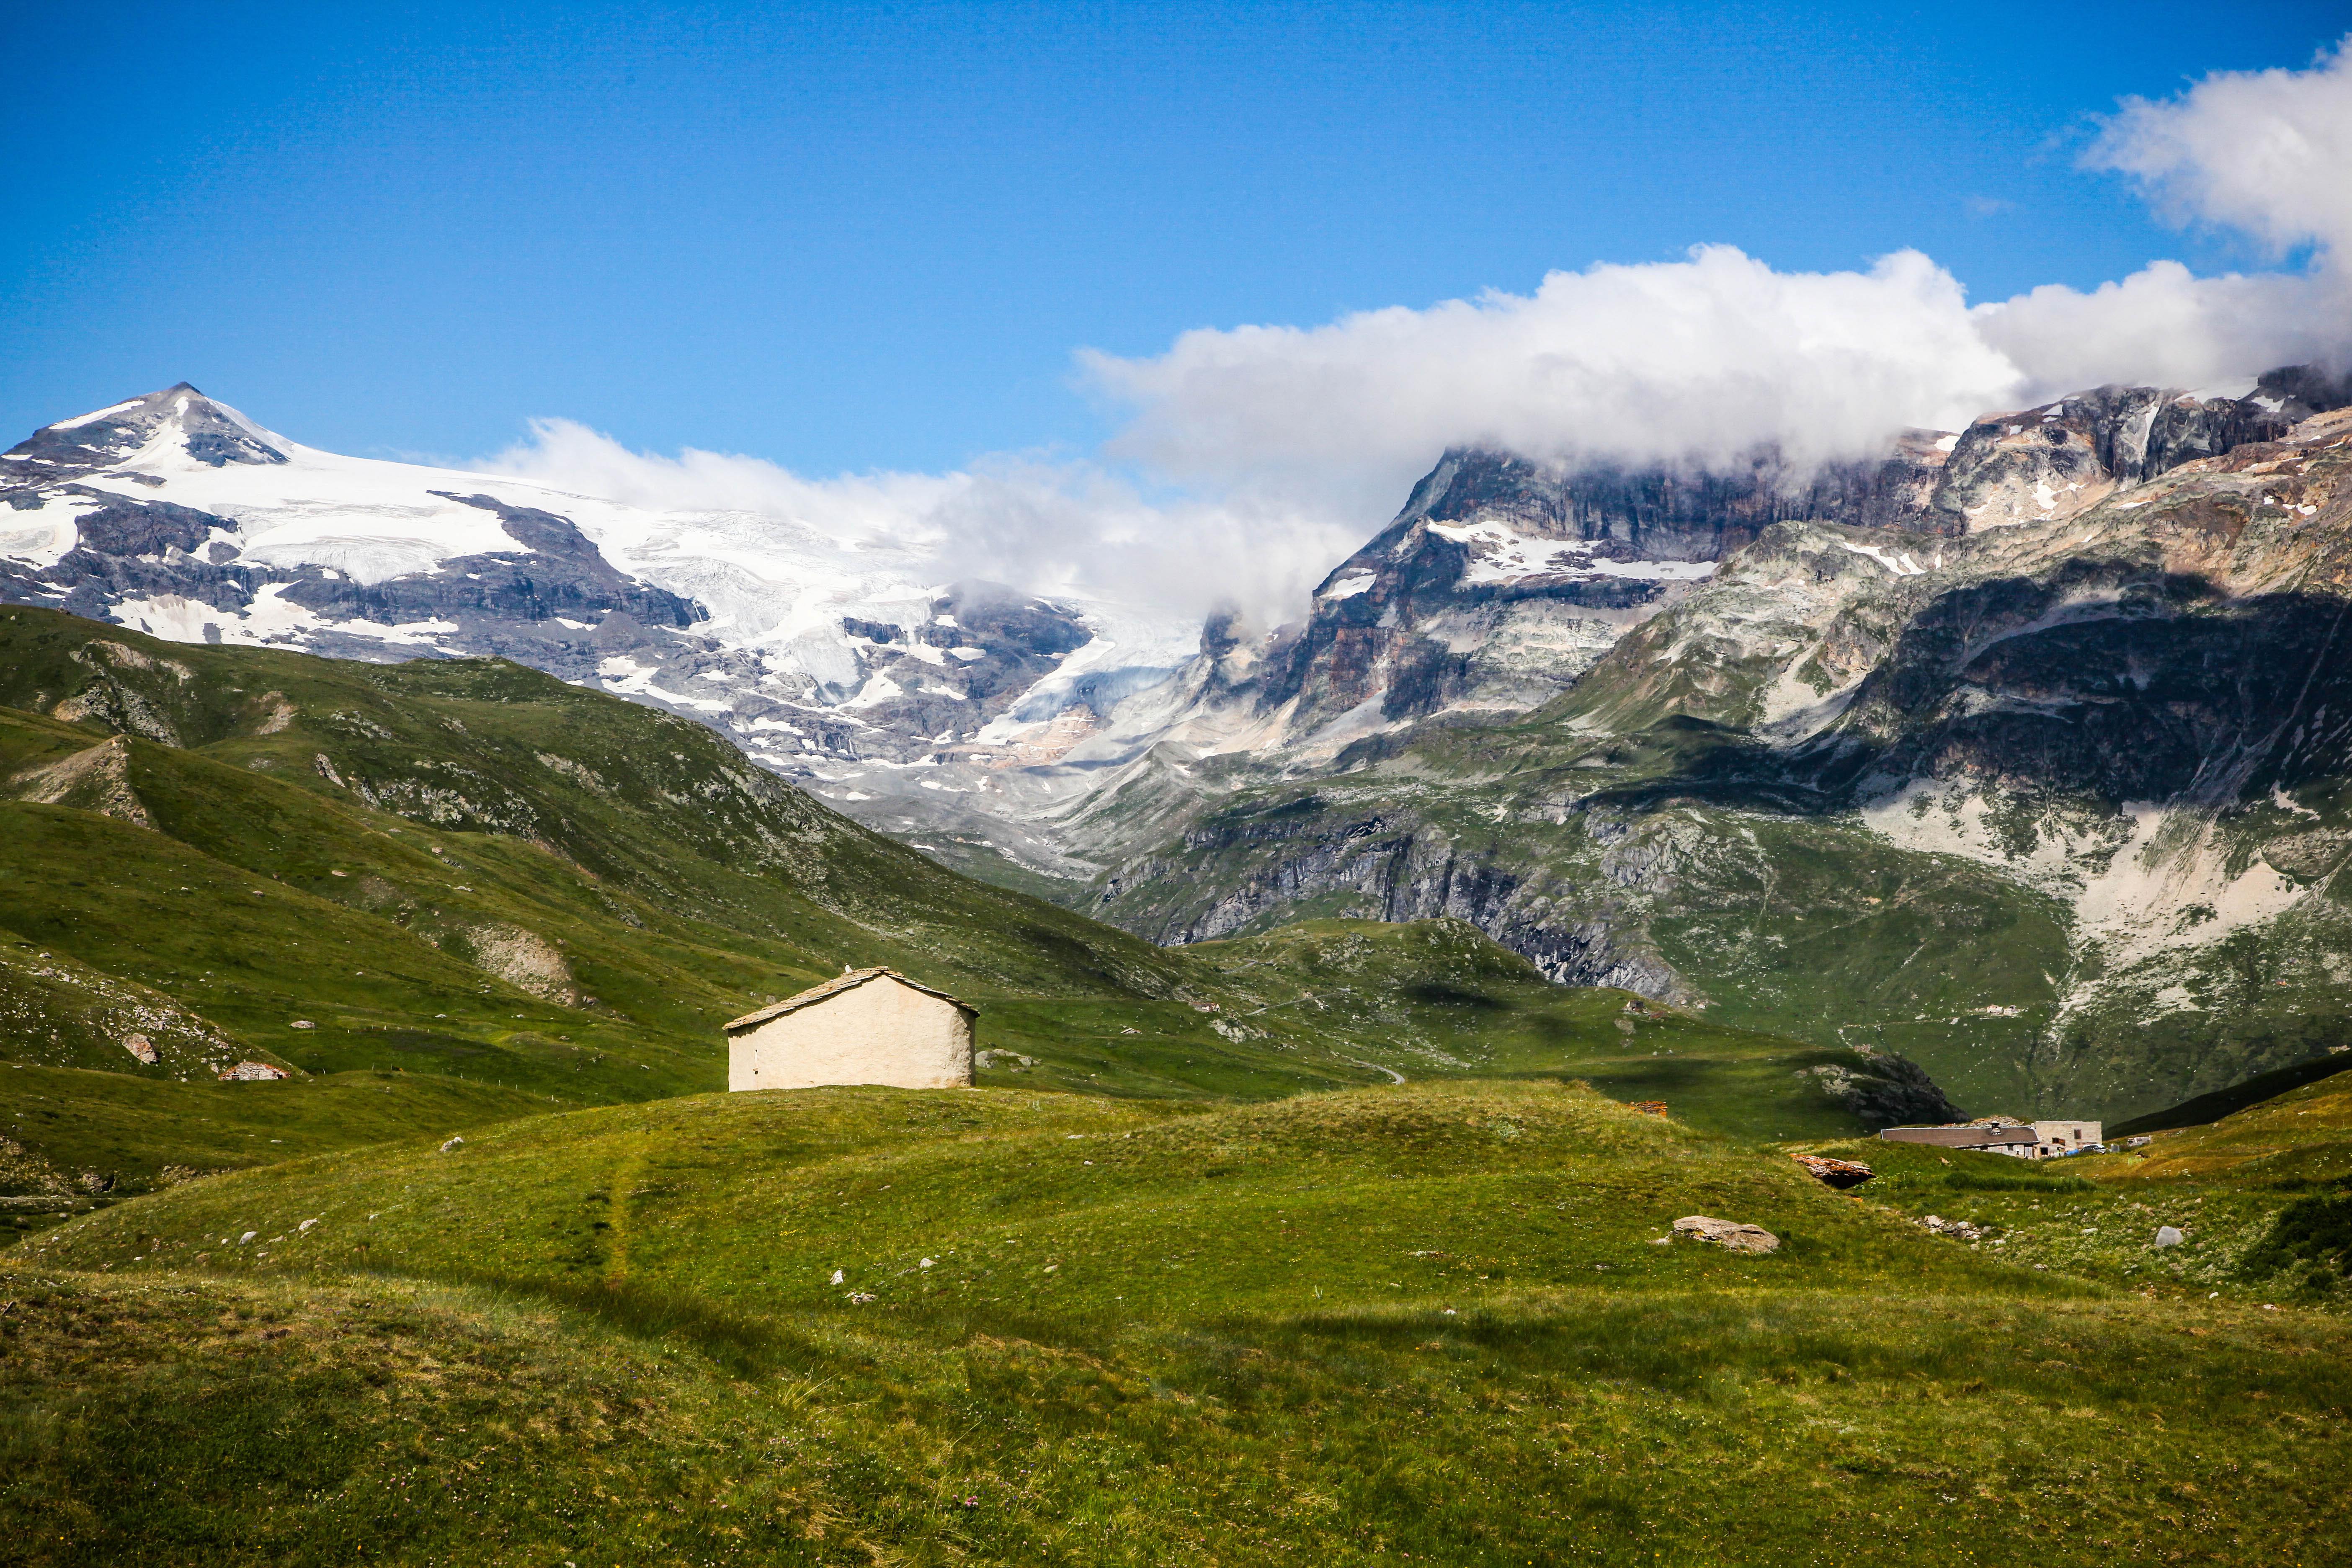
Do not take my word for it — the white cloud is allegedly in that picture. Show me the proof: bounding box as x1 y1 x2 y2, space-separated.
1086 245 2027 507
1975 36 2352 396
478 415 967 547
1975 260 2346 401
1086 39 2352 497
2087 37 2352 258
478 419 1358 627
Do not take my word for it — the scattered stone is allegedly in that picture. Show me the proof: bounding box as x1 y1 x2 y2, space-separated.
289 1020 316 1029
439 1136 465 1153
2154 1225 2185 1248
239 1231 257 1245
77 1170 115 1194
298 1218 318 1232
121 1034 159 1065
1671 1215 1780 1253
830 1269 844 1285
1917 1214 1994 1243
919 1257 935 1269
848 1291 877 1304
1791 1153 1874 1189
219 1061 290 1081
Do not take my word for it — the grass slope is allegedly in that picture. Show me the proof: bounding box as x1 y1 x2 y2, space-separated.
1801 1068 2352 1308
2110 1051 2352 1137
0 606 1902 1192
8 1081 2347 1565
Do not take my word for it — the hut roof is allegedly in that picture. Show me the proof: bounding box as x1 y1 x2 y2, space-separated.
723 967 976 1032
1877 1124 2040 1148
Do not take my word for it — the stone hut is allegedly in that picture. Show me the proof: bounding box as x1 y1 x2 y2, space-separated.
725 967 976 1092
2029 1120 2102 1158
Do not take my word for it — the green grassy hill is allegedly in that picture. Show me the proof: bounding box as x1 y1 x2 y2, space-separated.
0 607 1924 1199
8 1080 2347 1565
2110 1052 2352 1137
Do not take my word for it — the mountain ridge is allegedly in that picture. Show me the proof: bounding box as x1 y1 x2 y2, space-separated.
0 384 1195 860
1063 380 2352 1120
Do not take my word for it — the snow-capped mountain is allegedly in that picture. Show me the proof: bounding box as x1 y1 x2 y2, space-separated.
0 384 1197 853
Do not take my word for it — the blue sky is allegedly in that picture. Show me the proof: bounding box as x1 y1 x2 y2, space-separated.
3 1 2346 474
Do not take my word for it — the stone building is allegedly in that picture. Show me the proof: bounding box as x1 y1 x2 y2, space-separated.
1877 1122 2040 1155
2028 1120 2102 1157
725 967 976 1092
1879 1117 2105 1159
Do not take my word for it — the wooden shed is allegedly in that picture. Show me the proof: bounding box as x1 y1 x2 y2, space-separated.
724 967 976 1091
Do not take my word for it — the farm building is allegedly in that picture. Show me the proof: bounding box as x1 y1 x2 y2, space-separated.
2029 1120 2102 1157
1880 1117 2106 1159
1877 1121 2040 1156
725 967 976 1092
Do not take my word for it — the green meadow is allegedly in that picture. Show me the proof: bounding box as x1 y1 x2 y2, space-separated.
6 1081 2349 1566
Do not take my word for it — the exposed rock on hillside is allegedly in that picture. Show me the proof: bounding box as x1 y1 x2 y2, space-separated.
1066 369 2352 1119
0 938 262 1078
8 735 153 827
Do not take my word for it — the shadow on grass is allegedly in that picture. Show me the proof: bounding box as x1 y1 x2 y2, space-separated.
1937 1168 2095 1194
396 1268 824 1381
1158 1289 2352 1418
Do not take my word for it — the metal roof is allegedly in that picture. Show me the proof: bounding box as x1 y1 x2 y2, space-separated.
1878 1124 2042 1147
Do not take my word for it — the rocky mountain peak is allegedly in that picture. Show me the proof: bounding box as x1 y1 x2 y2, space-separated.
1127 365 2352 763
4 383 287 493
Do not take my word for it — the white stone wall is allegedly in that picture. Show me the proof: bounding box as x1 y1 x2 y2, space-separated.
728 977 974 1091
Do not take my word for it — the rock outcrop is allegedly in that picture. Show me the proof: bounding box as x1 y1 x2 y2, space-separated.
1672 1215 1780 1253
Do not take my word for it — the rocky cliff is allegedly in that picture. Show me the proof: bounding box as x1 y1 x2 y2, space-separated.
1067 367 2352 1121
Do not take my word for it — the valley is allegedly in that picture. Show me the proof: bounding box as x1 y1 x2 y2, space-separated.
0 606 1930 1199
